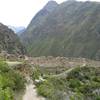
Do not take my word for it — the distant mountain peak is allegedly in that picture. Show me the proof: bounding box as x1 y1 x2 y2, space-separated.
67 0 76 2
8 26 25 34
44 0 58 12
46 0 58 4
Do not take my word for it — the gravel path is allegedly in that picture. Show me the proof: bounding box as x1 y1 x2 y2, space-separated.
6 61 22 67
23 77 45 100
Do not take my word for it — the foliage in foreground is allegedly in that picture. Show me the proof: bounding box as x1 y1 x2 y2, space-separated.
0 60 25 100
32 66 100 100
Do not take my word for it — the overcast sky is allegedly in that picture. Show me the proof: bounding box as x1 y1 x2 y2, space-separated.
0 0 99 27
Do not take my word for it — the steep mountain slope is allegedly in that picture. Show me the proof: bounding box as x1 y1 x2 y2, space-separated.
22 1 58 45
0 23 25 54
21 1 100 60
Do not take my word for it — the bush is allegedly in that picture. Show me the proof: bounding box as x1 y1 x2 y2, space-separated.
0 61 10 73
0 87 14 100
36 76 68 100
32 66 100 100
0 60 25 99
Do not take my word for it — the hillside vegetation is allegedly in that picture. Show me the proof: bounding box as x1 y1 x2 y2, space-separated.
21 1 100 60
32 65 100 100
0 59 25 100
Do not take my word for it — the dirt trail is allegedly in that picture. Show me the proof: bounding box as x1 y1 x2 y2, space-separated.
6 61 22 66
23 76 45 100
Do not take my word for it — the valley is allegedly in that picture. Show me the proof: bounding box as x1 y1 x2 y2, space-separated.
0 0 100 100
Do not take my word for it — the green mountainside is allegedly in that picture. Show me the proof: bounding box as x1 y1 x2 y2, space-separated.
21 0 100 60
0 23 25 54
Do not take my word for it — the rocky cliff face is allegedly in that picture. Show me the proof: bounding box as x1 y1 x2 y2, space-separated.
0 23 25 54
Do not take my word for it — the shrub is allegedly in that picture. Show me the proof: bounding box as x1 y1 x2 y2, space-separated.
32 66 100 100
0 60 25 99
0 87 14 100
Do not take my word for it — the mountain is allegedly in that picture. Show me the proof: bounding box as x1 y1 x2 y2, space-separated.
21 0 100 60
21 1 58 44
8 26 25 35
0 23 25 54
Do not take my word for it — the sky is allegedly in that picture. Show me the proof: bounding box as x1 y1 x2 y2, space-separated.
0 0 100 27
